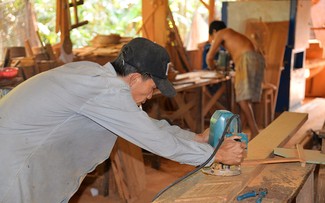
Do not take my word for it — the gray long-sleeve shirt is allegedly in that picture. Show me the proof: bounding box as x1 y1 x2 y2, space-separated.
0 61 214 203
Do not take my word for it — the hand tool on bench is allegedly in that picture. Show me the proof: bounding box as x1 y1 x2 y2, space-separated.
237 188 268 202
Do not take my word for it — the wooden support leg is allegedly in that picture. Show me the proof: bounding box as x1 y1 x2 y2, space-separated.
110 138 146 202
316 165 325 203
296 170 314 203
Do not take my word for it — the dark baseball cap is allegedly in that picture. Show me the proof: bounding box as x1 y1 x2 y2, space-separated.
121 37 176 97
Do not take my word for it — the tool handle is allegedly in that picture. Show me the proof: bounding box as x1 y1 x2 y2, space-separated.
237 191 257 201
256 197 263 203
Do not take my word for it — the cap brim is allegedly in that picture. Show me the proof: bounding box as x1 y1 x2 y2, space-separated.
152 76 176 98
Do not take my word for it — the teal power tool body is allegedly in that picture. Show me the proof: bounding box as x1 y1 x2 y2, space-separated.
203 110 248 176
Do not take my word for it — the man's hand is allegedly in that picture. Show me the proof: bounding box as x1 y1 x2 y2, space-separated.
214 135 246 165
194 128 210 143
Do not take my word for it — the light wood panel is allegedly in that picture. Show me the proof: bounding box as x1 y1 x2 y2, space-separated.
274 147 325 164
246 21 289 127
247 111 307 160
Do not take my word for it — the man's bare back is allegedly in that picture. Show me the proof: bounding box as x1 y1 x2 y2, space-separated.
207 28 256 68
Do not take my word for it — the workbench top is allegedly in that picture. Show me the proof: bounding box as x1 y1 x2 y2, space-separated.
154 111 313 202
154 163 314 202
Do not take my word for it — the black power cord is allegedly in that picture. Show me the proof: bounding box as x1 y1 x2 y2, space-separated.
152 114 240 202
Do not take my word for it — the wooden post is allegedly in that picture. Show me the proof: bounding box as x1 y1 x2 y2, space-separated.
199 0 215 23
208 0 215 23
142 0 168 46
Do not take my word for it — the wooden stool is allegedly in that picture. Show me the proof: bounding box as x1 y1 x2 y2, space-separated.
261 83 277 127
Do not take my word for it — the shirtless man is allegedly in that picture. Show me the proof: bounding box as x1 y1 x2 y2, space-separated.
206 20 265 139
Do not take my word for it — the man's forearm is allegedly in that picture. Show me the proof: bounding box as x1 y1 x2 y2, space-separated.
206 51 217 70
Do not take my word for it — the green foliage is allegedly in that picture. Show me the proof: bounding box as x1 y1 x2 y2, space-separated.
33 0 142 48
1 0 28 47
31 0 220 48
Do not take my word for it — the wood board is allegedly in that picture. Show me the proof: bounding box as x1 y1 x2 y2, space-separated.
274 148 325 164
247 111 307 160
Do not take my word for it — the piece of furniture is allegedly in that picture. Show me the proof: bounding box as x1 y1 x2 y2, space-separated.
305 40 325 97
258 82 277 128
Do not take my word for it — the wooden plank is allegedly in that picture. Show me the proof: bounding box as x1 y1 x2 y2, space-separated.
153 111 308 202
296 144 306 167
241 157 302 166
274 148 325 164
247 111 308 160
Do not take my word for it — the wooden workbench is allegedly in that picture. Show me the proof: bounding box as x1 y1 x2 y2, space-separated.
153 111 314 202
146 70 233 133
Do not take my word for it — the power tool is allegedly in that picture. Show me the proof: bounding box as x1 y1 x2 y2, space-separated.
152 110 248 201
202 110 248 176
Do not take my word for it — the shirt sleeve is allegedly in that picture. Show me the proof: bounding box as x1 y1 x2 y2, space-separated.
80 87 215 166
150 118 196 141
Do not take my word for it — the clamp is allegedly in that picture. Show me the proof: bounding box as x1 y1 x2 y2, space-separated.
237 188 268 202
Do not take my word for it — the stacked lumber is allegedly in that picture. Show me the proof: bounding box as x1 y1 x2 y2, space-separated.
73 36 132 58
5 42 59 80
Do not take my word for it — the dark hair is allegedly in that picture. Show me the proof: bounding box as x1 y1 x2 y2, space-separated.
111 52 151 80
209 20 227 35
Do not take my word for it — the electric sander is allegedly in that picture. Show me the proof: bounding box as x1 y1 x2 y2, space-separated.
202 110 248 176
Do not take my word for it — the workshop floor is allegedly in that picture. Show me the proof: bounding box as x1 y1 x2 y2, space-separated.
69 158 195 203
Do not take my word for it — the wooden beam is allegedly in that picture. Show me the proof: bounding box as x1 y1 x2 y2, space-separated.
199 0 208 9
199 0 215 23
208 0 215 23
142 0 168 46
